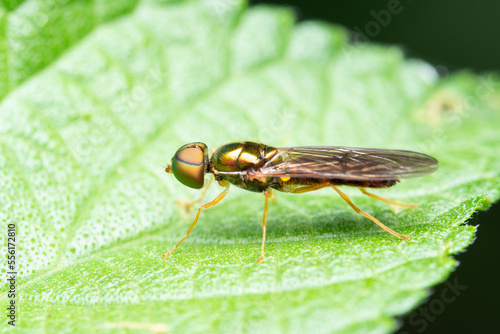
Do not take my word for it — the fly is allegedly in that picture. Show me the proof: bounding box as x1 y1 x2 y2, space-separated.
163 141 439 262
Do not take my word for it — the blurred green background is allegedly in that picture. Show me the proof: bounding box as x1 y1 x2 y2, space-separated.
250 0 500 333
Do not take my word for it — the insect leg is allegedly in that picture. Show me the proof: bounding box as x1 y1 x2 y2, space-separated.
163 180 230 258
358 188 417 208
331 185 410 241
290 182 330 193
257 190 273 262
176 175 214 212
268 190 277 203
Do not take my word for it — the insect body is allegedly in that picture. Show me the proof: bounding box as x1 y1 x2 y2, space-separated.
164 141 438 262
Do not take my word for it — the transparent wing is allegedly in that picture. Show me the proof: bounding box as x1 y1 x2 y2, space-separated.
254 146 439 181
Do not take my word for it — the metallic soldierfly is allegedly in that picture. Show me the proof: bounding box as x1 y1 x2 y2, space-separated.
163 141 438 262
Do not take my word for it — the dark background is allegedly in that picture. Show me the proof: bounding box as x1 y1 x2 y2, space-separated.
249 1 500 333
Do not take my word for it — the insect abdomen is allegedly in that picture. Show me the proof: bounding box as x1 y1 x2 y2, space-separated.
271 177 398 193
337 179 398 188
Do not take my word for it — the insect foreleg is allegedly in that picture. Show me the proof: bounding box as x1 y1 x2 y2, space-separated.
176 175 214 212
163 179 230 258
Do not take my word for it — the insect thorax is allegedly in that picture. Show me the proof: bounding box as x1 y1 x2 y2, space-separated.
210 141 279 192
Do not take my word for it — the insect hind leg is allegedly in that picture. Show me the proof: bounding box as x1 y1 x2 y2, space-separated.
331 185 410 241
359 188 417 208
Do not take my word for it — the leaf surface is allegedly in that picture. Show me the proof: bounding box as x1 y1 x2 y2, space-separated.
1 0 499 333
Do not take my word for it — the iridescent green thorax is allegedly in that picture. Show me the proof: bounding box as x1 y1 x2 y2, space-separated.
210 142 279 192
211 142 278 172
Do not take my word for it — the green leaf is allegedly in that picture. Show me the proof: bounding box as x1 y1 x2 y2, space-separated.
1 0 499 333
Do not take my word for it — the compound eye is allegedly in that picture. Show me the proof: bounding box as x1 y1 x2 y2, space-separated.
171 144 206 189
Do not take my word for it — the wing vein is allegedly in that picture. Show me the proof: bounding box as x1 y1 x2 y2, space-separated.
255 146 438 181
